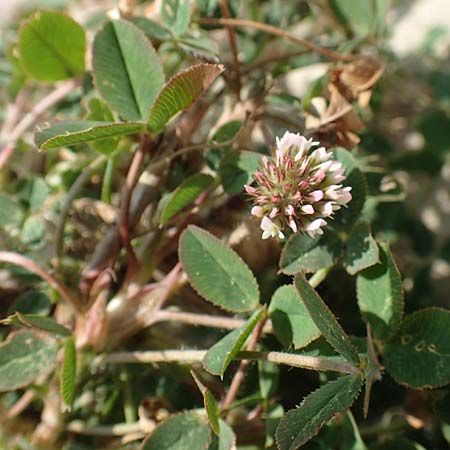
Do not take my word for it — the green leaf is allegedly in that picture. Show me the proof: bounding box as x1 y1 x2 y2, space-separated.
205 389 220 435
179 225 259 312
18 10 86 82
21 217 46 245
161 0 191 36
93 20 164 121
129 17 172 40
0 194 23 227
29 178 51 213
344 221 379 275
269 285 321 349
148 63 224 131
330 0 375 36
8 291 51 316
205 121 242 170
0 331 59 391
35 121 145 150
332 148 367 230
1 313 71 337
294 274 360 366
279 230 342 274
356 243 403 339
258 360 279 407
203 307 265 376
86 98 119 155
208 420 236 450
384 307 450 389
219 151 262 195
276 374 363 450
140 411 211 450
160 174 215 224
61 336 76 408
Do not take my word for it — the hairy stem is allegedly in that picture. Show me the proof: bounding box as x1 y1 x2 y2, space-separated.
154 309 273 333
67 420 142 436
0 79 80 170
99 349 359 375
0 251 80 312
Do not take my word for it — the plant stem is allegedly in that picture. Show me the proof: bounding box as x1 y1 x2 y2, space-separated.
219 0 241 99
154 309 273 333
0 79 80 171
308 266 331 288
120 368 137 423
198 18 353 62
222 317 267 409
0 251 80 312
150 112 251 171
54 155 106 266
66 420 142 436
99 349 359 375
119 137 148 281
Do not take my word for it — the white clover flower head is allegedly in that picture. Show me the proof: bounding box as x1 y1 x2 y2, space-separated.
246 131 352 239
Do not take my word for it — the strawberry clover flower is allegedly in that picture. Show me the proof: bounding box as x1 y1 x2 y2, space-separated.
245 131 352 239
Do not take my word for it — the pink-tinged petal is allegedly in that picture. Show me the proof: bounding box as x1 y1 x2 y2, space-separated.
309 190 324 202
251 206 264 217
307 226 324 238
321 202 333 217
298 180 309 189
337 187 352 205
301 204 314 214
269 207 279 218
271 194 281 203
255 171 265 184
245 185 256 194
260 216 273 231
329 161 343 172
324 185 340 200
311 147 330 163
293 191 303 201
294 141 306 161
311 169 326 183
288 218 298 232
257 195 269 203
317 160 333 172
305 218 327 231
332 173 346 183
262 155 269 169
277 131 305 154
285 204 295 216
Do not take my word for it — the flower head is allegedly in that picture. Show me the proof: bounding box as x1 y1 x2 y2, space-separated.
245 131 352 239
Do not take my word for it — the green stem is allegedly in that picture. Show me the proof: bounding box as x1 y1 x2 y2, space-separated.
120 368 137 423
101 156 116 204
308 266 331 288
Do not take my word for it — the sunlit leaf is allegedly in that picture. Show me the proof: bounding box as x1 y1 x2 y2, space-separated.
93 20 164 120
18 10 86 82
148 64 224 131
